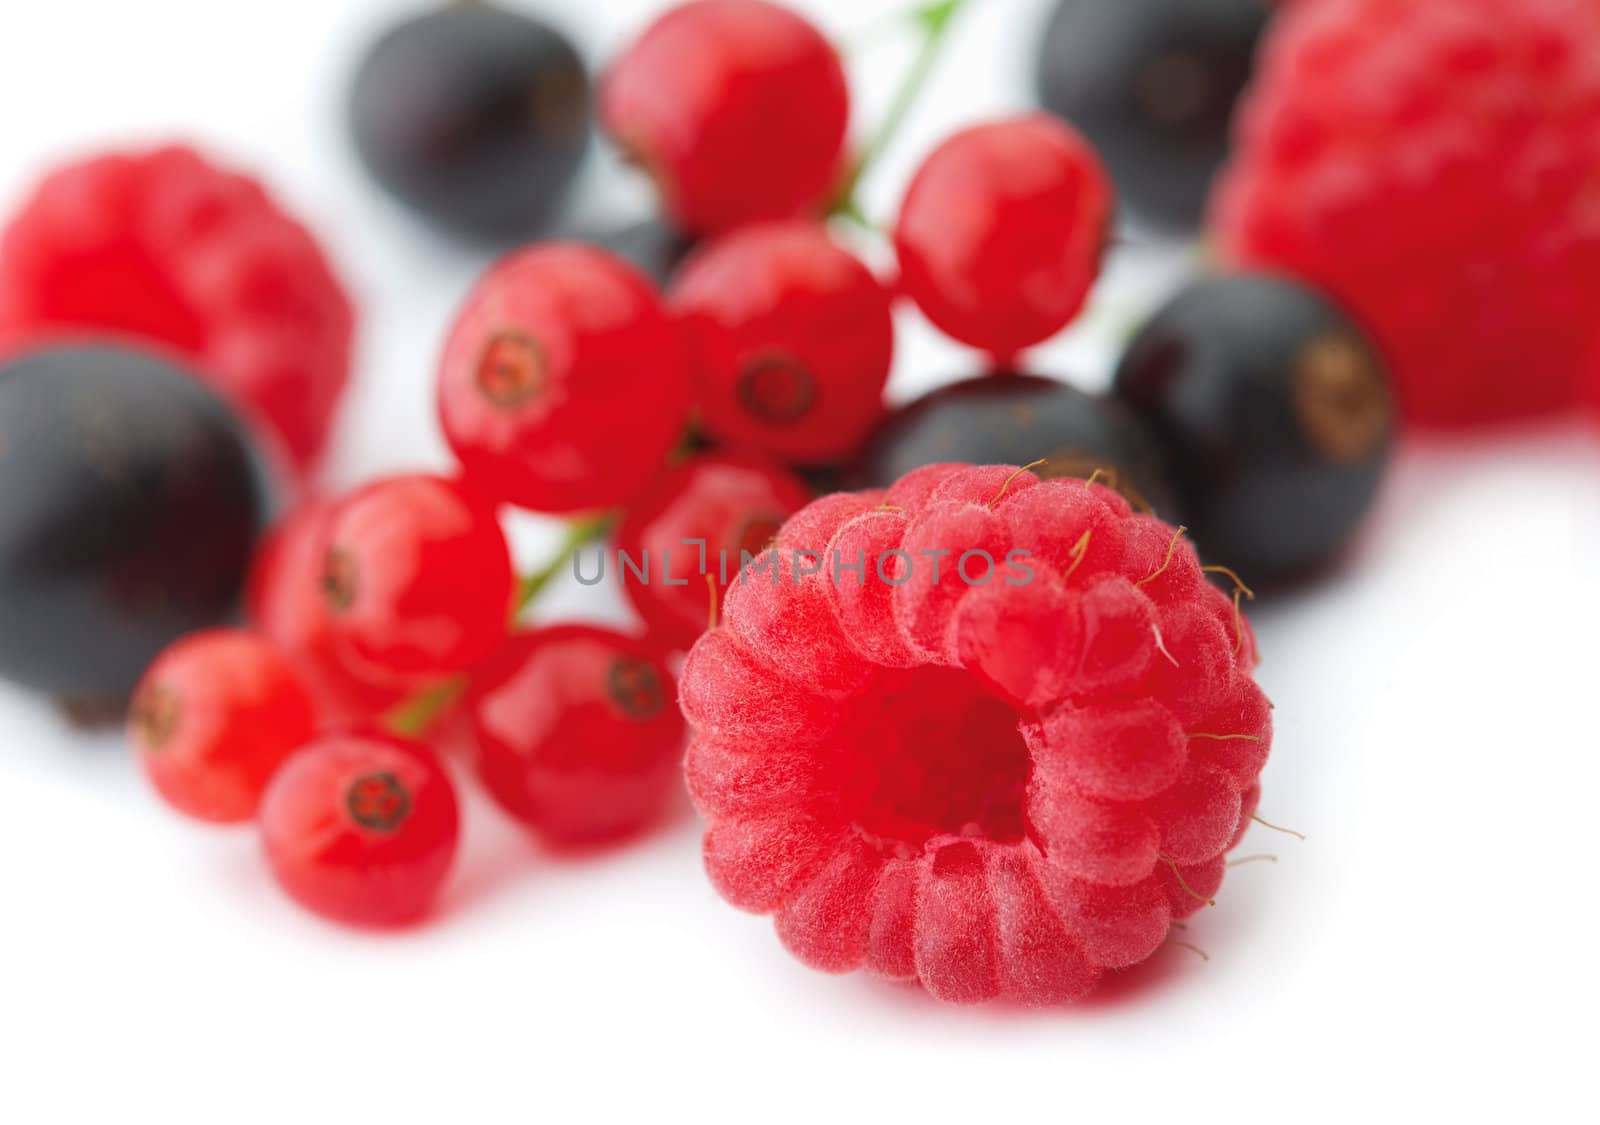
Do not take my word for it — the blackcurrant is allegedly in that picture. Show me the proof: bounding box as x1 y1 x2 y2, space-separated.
0 345 273 708
348 2 590 242
1112 273 1396 585
851 372 1180 521
1035 0 1268 232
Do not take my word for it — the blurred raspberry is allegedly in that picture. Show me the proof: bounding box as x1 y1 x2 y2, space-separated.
1213 0 1600 425
0 145 354 471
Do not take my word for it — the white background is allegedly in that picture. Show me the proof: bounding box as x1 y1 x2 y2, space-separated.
1 1 1596 1120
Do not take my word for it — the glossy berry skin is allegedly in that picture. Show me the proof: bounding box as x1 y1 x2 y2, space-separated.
467 626 686 845
129 629 316 823
348 3 590 242
671 222 894 464
438 243 692 513
853 372 1180 522
616 453 813 650
247 499 409 724
894 115 1113 360
600 0 850 235
1113 274 1395 584
260 733 460 927
0 346 271 707
1037 0 1268 231
0 146 353 473
317 475 514 685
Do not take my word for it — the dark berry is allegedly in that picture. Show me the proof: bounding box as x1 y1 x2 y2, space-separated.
1112 273 1395 584
129 629 316 823
438 243 693 514
466 625 686 845
670 221 894 465
347 3 590 242
600 0 850 235
0 345 272 707
615 452 813 650
852 372 1180 522
315 475 514 685
894 115 1112 360
260 733 460 927
1036 0 1267 231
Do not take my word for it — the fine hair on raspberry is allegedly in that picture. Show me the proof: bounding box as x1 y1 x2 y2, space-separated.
680 462 1272 1004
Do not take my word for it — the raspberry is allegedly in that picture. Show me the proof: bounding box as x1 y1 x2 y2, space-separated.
260 732 460 927
316 475 514 686
600 0 850 235
465 625 686 844
1212 0 1600 425
671 221 894 464
246 499 409 724
0 145 354 471
615 452 813 650
437 243 692 514
893 116 1113 361
128 629 316 823
680 463 1272 1004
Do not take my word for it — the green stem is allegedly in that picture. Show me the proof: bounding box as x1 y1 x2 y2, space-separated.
831 0 970 218
385 676 466 740
381 514 614 740
513 514 613 614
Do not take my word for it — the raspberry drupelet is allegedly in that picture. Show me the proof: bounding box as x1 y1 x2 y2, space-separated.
680 463 1271 1004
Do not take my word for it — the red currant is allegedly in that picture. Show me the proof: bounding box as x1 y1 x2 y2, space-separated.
317 474 514 684
260 732 460 926
600 0 850 235
438 243 692 513
671 221 894 463
894 114 1113 360
247 499 408 723
466 625 685 844
615 452 811 650
128 629 316 823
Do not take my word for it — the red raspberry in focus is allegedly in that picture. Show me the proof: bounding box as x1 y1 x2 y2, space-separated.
616 452 813 650
1212 0 1600 425
894 116 1113 361
260 732 460 927
128 629 317 823
247 499 409 724
317 474 514 685
680 463 1272 1004
0 145 354 472
600 0 850 235
438 243 692 514
465 625 685 844
671 221 895 464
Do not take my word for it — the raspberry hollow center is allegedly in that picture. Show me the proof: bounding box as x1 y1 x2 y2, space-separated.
847 666 1033 848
